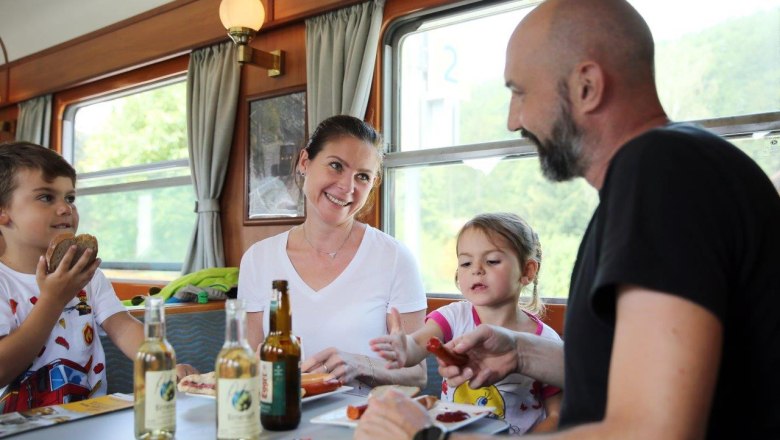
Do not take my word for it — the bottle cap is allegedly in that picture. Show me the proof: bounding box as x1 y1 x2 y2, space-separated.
197 291 208 303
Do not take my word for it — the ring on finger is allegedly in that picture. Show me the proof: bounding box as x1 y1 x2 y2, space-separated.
323 363 329 373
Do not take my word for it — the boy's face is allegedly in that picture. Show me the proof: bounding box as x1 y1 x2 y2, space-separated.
0 168 78 253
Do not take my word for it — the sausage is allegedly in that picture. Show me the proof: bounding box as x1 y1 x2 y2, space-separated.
346 403 368 420
302 372 334 386
426 337 468 367
302 378 341 397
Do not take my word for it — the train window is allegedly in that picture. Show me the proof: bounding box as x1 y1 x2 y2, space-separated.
62 78 192 282
382 0 779 298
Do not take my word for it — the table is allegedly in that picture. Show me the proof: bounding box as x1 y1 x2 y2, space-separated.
12 392 507 439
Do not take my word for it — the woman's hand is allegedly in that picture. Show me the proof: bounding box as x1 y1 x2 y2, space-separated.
369 308 410 369
301 348 367 384
354 389 430 440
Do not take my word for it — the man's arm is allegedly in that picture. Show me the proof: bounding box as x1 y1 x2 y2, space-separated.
454 286 722 440
437 325 565 389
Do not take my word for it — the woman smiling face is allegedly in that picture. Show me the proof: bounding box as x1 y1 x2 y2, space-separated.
299 135 381 226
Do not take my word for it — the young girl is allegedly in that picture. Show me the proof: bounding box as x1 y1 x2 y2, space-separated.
370 212 562 435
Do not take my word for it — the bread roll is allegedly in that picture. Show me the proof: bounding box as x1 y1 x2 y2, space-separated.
46 233 98 273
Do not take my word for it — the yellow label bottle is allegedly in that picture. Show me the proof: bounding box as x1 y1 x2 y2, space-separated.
134 297 176 439
216 299 261 440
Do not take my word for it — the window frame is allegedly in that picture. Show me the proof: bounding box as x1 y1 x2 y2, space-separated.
54 57 191 275
380 0 780 299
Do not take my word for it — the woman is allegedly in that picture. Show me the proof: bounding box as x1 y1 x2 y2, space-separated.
238 115 428 392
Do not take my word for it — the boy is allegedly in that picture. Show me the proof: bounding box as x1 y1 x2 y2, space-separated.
0 141 194 412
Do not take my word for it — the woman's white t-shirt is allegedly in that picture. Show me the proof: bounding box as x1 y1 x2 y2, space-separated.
238 226 427 360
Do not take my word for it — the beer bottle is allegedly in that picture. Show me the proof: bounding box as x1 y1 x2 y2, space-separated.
134 297 176 439
260 280 301 430
216 299 261 440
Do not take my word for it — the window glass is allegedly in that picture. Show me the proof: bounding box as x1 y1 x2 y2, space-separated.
66 79 191 281
635 0 780 121
388 157 598 298
385 0 780 300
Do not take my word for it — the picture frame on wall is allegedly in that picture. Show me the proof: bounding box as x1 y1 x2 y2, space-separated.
244 88 307 225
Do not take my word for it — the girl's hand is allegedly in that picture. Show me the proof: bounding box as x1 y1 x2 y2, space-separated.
301 347 367 384
35 247 100 307
369 308 409 369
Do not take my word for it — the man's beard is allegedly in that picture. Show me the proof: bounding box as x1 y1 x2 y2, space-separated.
522 85 586 182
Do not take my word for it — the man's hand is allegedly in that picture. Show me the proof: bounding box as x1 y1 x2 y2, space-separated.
354 389 430 440
437 324 522 389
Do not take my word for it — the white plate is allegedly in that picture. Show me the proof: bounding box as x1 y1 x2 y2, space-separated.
310 400 495 432
184 385 353 403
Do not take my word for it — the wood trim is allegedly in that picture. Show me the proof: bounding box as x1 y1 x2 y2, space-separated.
50 55 189 154
127 299 226 317
112 281 166 301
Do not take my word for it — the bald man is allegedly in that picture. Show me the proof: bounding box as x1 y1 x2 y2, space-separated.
355 0 780 439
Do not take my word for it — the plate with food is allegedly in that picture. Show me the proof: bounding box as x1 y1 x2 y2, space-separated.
312 392 494 432
177 371 352 402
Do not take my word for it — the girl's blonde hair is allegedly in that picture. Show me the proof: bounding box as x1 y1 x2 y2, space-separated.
456 212 544 317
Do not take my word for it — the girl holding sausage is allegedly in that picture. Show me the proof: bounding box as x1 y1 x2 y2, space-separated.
370 212 562 435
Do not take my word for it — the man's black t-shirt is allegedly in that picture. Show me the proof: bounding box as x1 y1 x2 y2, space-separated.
559 123 780 438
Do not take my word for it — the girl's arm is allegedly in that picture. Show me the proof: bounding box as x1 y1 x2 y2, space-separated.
370 307 444 369
531 390 562 433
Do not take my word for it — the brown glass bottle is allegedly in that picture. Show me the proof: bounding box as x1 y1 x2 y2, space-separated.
259 280 301 430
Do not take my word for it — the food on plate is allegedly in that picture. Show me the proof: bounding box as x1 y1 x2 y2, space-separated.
177 371 216 396
435 410 470 423
46 232 98 273
301 372 341 397
426 337 468 367
347 392 435 421
346 403 368 420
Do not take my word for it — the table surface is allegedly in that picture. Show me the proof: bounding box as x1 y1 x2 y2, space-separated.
12 391 508 439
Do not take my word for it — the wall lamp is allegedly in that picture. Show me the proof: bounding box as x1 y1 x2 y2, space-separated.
219 0 284 77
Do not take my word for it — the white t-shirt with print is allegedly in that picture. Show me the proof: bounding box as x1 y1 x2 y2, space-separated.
427 301 562 435
0 263 126 411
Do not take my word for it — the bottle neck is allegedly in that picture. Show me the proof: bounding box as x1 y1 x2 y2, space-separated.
275 289 292 334
144 298 166 340
224 307 249 345
145 320 166 340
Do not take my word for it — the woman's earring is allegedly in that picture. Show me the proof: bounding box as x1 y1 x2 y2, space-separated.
298 170 305 177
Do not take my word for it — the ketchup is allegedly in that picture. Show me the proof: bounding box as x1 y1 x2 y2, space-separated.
435 410 469 423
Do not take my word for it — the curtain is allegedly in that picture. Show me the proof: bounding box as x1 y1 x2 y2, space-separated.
305 0 385 132
16 94 52 146
181 42 240 274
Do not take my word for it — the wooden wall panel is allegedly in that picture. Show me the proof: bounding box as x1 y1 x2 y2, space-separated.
7 0 225 104
221 23 307 267
274 0 353 21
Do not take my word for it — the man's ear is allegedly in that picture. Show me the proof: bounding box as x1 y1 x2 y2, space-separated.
571 61 604 114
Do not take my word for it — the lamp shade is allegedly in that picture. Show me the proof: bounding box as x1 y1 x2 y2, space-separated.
219 0 265 31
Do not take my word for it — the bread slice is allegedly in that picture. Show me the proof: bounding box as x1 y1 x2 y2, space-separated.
46 233 99 273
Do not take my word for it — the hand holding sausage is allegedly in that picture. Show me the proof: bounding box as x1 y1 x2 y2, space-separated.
426 336 468 367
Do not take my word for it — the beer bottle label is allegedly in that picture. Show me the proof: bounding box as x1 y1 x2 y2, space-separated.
144 370 176 430
260 360 287 416
218 378 261 438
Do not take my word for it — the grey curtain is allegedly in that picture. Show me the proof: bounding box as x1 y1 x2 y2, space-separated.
182 42 240 273
16 94 52 146
305 0 385 132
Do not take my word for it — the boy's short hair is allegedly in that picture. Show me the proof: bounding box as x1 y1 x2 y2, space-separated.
0 141 77 208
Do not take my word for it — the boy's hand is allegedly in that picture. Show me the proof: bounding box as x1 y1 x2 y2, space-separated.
176 364 199 381
369 307 409 369
35 246 100 307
